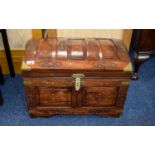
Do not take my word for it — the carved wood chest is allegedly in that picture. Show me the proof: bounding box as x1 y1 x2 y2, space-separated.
22 38 132 117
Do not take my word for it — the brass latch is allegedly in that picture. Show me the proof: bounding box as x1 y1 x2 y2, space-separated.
72 74 85 91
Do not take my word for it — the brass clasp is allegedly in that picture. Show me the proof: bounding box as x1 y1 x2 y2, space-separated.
72 74 85 91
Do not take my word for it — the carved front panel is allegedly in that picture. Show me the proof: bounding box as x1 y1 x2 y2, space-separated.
85 87 118 106
24 78 130 109
37 87 71 106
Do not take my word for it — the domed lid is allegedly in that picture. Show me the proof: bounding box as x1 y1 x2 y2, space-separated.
22 38 132 72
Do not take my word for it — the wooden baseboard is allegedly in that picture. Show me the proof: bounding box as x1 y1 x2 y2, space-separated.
0 50 24 74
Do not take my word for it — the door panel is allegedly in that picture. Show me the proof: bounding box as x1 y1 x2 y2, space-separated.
85 87 118 106
37 87 71 106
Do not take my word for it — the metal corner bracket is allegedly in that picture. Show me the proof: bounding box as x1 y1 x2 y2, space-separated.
123 63 133 72
21 61 32 71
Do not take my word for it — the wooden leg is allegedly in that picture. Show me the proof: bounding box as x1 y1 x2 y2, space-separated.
0 65 4 84
0 91 3 105
132 53 150 80
1 29 15 77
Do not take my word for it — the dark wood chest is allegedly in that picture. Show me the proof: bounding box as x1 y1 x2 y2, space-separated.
22 38 132 117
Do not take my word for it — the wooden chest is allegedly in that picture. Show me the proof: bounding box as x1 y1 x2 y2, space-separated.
21 38 132 117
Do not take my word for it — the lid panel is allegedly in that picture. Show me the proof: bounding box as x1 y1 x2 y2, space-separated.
56 38 68 59
86 39 99 60
23 38 131 72
37 38 57 60
68 39 86 60
97 39 118 59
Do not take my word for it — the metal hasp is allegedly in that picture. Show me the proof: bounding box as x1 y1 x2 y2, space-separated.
72 74 85 91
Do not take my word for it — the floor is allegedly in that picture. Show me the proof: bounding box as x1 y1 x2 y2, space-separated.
0 56 155 125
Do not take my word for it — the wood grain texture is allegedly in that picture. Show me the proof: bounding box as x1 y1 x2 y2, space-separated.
22 37 132 117
85 87 117 106
22 38 131 71
29 106 120 117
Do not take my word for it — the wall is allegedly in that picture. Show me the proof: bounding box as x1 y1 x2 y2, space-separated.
58 29 123 39
0 29 32 74
0 29 123 49
0 29 32 49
